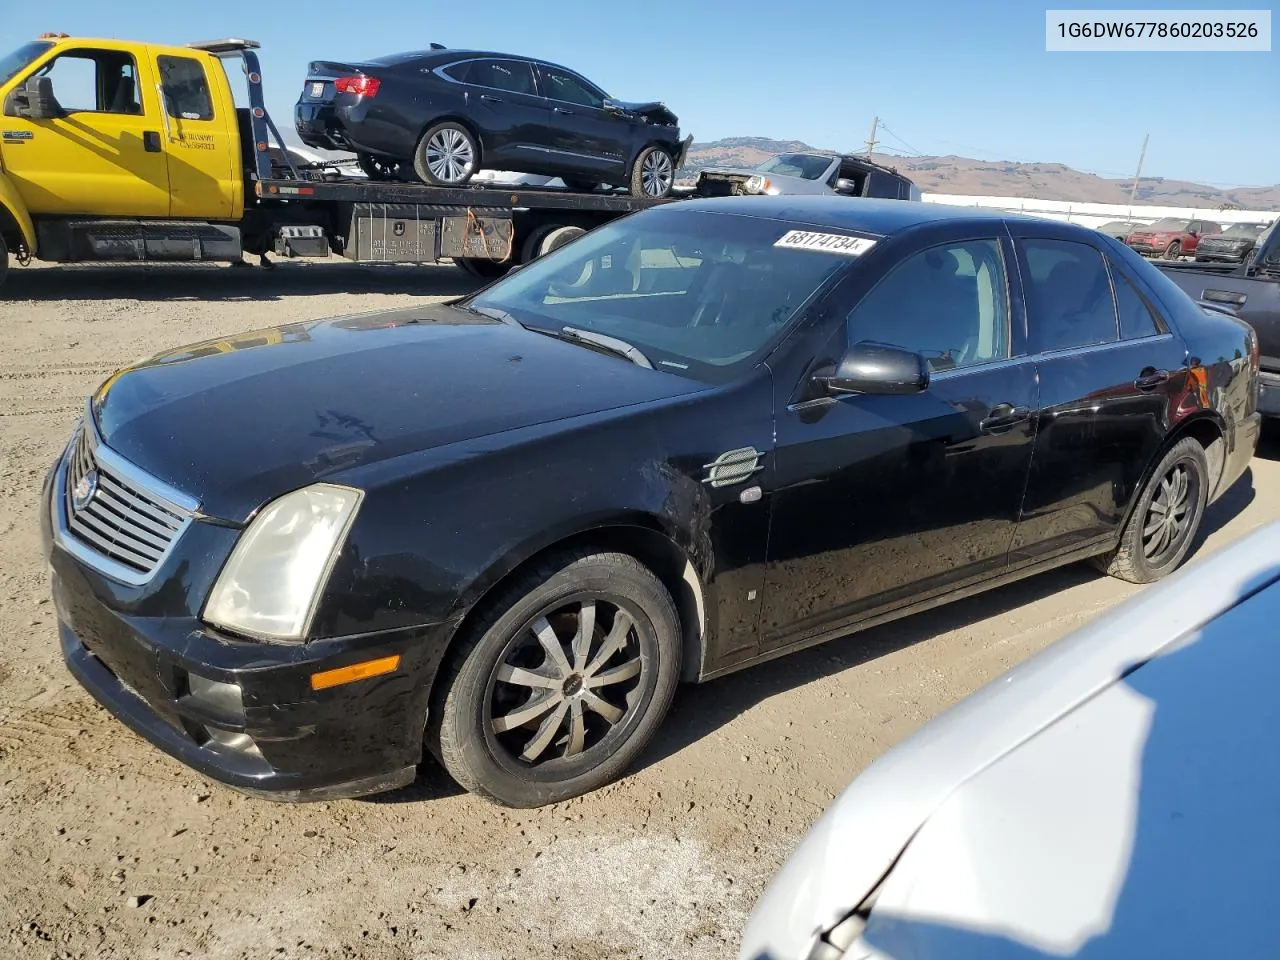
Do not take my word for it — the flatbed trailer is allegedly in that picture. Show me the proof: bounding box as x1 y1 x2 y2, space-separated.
0 36 681 290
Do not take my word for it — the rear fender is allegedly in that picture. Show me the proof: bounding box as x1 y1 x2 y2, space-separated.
0 172 35 254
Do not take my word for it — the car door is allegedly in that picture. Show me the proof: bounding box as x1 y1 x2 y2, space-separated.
154 51 238 219
531 64 628 178
1007 226 1190 566
761 227 1038 650
1 45 170 217
443 58 548 167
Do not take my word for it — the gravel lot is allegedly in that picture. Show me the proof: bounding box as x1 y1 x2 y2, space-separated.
2 260 1276 960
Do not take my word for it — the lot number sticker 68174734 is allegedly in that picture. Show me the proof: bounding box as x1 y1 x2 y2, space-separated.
774 230 877 256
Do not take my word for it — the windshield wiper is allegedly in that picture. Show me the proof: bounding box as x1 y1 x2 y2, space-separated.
460 302 525 328
559 326 654 369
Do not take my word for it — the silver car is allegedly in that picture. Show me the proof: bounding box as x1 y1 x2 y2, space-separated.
740 518 1279 960
696 153 920 201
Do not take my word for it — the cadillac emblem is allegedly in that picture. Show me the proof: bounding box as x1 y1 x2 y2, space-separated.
72 470 98 511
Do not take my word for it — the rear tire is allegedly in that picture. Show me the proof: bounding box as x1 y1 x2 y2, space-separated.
455 257 511 280
0 233 8 292
431 550 681 808
1093 437 1209 584
629 145 675 199
413 121 479 186
520 224 586 263
1162 240 1182 260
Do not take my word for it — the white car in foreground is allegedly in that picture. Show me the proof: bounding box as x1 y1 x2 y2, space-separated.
740 519 1280 960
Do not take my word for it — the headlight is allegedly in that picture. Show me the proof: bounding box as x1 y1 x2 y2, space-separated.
203 483 364 641
745 175 770 194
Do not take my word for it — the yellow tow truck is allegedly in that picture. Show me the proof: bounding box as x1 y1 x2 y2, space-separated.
0 34 674 291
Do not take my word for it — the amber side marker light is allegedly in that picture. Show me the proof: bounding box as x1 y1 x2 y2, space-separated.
311 654 401 691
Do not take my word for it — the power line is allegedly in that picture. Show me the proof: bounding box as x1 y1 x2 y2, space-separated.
875 121 925 157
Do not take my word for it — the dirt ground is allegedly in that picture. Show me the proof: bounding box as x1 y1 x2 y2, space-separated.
1 260 1276 960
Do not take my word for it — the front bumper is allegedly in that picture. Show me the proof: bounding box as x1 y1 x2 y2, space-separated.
1195 249 1250 263
42 457 448 802
1127 239 1172 255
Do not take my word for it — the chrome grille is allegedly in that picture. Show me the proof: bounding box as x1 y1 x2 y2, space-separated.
59 413 197 583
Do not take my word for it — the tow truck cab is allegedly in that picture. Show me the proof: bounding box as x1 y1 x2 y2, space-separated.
0 35 250 262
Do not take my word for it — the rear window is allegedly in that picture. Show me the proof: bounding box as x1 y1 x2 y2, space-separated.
158 55 213 120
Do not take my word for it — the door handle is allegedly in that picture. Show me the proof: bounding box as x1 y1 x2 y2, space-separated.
554 106 575 115
1134 369 1170 390
143 130 162 152
979 403 1031 434
479 94 503 103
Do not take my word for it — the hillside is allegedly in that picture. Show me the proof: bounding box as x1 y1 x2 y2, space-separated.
681 137 1280 210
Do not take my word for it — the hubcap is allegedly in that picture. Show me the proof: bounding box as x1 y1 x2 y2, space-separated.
487 599 644 766
426 128 475 182
1142 462 1195 563
641 150 673 197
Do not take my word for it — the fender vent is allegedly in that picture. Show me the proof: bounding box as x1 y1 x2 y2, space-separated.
702 447 763 487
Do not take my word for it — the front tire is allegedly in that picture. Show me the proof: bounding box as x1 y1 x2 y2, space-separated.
413 121 479 186
629 145 675 199
1094 436 1209 584
432 551 681 808
1163 240 1182 260
0 232 9 292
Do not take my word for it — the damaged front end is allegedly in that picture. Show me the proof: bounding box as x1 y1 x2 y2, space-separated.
606 98 679 127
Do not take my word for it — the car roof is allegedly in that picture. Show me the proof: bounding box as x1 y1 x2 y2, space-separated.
373 48 584 75
666 196 1033 238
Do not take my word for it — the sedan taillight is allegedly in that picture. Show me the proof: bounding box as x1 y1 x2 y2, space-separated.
334 75 380 97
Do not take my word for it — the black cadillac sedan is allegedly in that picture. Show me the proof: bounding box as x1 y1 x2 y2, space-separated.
43 197 1260 808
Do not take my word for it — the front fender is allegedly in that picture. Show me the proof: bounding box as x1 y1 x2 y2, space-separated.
0 171 35 253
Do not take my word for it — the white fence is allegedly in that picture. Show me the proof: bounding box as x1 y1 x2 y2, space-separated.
920 193 1278 230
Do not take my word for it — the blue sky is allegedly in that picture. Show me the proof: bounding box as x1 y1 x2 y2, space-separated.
3 1 1276 186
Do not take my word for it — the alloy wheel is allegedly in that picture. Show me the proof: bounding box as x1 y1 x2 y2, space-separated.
425 128 475 183
1142 461 1198 563
640 150 674 197
485 598 645 768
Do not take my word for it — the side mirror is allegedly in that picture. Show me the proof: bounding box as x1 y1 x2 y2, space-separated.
23 75 61 119
834 177 861 195
817 341 929 396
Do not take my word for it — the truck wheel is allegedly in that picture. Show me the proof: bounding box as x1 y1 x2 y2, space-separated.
521 225 586 263
414 122 479 186
456 257 511 280
0 233 8 291
1163 240 1182 260
356 153 404 181
629 145 675 199
430 550 681 808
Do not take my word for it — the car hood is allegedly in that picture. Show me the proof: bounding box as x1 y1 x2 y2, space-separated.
91 304 703 522
609 99 678 126
738 521 1280 960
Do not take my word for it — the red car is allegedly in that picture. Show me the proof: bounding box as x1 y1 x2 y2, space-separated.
1126 217 1222 260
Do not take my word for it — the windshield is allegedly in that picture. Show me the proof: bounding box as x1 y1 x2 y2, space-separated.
0 40 52 87
1221 223 1265 238
467 209 860 382
1147 218 1190 230
755 154 834 180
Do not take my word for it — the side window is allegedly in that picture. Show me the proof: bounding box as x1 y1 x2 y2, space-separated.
1021 238 1118 353
35 50 140 114
158 56 213 121
539 66 603 107
1107 258 1163 340
846 239 1010 371
467 59 536 95
440 60 471 83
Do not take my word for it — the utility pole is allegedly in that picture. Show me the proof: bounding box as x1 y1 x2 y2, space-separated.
1129 133 1149 205
865 116 879 157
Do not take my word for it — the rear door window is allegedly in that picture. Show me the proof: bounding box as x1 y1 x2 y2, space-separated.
1107 258 1165 340
158 55 213 120
467 59 536 95
1020 238 1119 352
